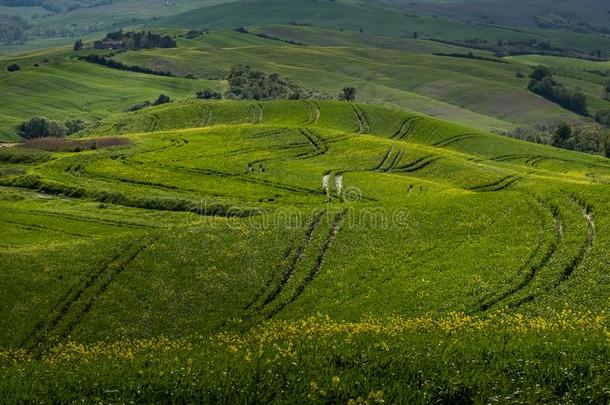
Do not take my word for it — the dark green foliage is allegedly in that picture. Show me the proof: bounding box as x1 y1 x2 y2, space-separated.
195 89 222 100
226 65 317 100
595 109 610 128
125 101 151 112
552 122 572 148
82 54 174 77
94 30 177 50
73 39 83 51
18 116 66 139
338 86 357 102
183 29 207 39
64 118 87 135
0 14 28 44
433 52 508 64
6 63 20 72
528 67 588 115
431 38 602 60
152 94 170 106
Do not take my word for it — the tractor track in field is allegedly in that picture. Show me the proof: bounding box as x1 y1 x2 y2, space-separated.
470 175 523 192
478 196 561 311
351 104 370 134
164 164 321 196
391 117 422 140
395 155 441 173
243 243 297 311
4 220 90 238
374 147 394 171
197 105 213 127
247 129 328 169
251 103 263 124
254 211 325 310
304 101 320 125
558 196 595 282
26 209 159 229
22 237 157 354
266 210 346 319
432 133 478 148
381 149 404 173
146 114 160 133
226 142 312 156
510 195 595 308
297 128 328 159
248 128 291 139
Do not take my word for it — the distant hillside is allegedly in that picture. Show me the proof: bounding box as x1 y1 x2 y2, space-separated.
382 0 610 29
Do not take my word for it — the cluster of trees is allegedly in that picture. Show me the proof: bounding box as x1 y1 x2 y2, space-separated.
534 11 610 38
6 63 20 72
528 66 588 116
595 109 610 128
235 27 307 46
432 38 604 60
126 94 171 112
195 89 222 100
504 122 610 157
18 117 87 139
94 30 176 50
226 65 323 100
338 87 356 102
552 122 610 157
0 14 29 44
81 54 174 77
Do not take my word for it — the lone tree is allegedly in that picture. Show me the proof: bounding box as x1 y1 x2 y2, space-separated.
73 39 83 51
338 87 357 102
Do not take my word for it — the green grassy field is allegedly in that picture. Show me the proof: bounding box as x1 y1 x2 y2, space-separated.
2 2 610 400
1 98 610 402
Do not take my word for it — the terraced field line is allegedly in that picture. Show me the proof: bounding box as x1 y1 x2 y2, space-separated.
22 236 157 353
267 210 347 318
350 104 370 134
256 211 325 309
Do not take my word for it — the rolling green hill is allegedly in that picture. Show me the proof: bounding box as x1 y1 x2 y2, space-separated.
2 2 610 402
161 0 610 54
1 99 610 401
0 51 225 141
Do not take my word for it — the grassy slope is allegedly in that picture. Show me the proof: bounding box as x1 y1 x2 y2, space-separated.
160 0 610 53
0 100 610 402
1 99 609 401
0 50 225 141
113 27 585 130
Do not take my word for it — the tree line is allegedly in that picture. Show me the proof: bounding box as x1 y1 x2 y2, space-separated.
81 54 175 77
528 66 588 116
